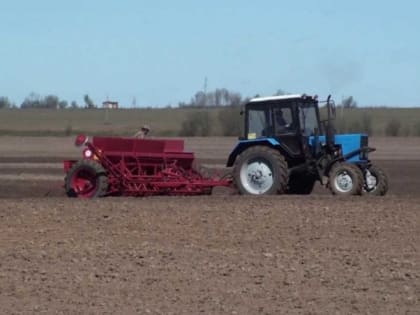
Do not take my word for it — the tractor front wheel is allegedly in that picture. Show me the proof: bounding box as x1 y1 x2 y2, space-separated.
328 163 363 196
233 146 288 195
364 165 388 196
65 160 108 198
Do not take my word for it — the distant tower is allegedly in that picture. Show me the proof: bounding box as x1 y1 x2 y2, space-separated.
132 97 137 108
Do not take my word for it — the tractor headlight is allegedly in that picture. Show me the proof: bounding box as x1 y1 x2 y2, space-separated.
83 148 93 159
334 147 342 157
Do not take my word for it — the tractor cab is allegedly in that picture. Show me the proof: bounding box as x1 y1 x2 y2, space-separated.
243 94 325 165
245 94 321 139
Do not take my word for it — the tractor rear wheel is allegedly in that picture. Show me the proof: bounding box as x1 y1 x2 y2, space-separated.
287 173 316 195
364 165 388 196
328 163 363 196
65 160 108 198
233 146 288 195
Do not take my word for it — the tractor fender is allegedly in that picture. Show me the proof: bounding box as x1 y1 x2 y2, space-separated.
325 146 376 177
345 146 376 161
226 138 280 167
332 146 376 165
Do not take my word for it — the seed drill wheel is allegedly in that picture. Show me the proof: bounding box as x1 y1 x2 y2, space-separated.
65 160 108 198
328 162 363 196
364 165 388 196
233 146 288 195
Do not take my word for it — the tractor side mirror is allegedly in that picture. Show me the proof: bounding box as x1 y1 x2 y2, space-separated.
326 95 336 120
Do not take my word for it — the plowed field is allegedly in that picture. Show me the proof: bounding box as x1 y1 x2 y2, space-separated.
0 137 419 314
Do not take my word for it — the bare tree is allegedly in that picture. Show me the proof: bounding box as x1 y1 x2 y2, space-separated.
341 96 357 108
84 94 96 109
0 96 12 109
70 101 79 109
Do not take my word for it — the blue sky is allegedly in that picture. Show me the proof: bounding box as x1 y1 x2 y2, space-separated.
1 0 419 107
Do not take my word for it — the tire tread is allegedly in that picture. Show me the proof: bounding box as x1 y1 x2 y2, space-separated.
233 146 288 195
65 159 108 198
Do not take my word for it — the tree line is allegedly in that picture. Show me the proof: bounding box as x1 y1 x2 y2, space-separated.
0 88 287 109
0 93 96 109
178 88 246 107
1 89 360 110
1 89 417 137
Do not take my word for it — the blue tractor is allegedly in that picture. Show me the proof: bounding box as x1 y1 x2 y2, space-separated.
227 94 388 196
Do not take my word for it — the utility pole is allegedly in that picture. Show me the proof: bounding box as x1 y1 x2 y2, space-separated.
203 76 208 94
203 76 208 106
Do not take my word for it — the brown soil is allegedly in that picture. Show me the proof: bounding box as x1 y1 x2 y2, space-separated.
0 160 418 198
0 197 419 314
0 137 419 314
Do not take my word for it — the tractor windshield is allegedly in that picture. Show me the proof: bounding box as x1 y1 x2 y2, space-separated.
298 102 320 136
247 107 271 138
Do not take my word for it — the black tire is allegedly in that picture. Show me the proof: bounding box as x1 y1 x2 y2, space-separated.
364 165 388 196
328 163 363 196
65 160 108 198
287 173 316 195
233 146 288 195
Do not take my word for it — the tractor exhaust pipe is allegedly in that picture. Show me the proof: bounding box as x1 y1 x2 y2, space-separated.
326 95 335 151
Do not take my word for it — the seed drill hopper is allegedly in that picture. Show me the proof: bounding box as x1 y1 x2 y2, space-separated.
64 135 231 198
